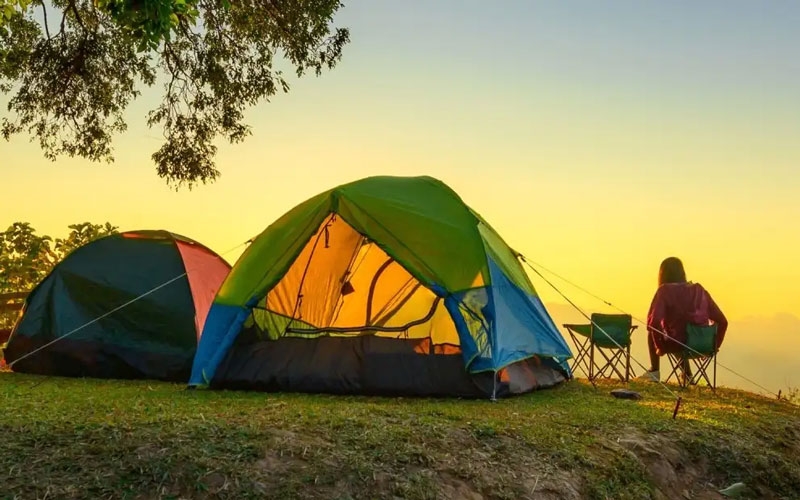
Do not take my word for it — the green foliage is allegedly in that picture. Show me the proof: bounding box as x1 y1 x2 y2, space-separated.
95 0 200 51
0 377 798 499
53 221 118 259
0 222 55 295
0 0 32 32
0 0 350 188
0 221 117 329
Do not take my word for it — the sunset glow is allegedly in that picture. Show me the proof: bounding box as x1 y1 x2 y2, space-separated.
3 1 799 392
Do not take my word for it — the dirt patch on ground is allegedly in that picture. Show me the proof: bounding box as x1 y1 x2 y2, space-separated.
266 428 334 451
213 425 755 499
256 427 335 473
615 430 724 500
438 473 484 500
782 421 800 456
519 471 585 500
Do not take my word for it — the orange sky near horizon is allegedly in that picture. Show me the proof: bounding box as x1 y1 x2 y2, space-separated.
2 1 799 328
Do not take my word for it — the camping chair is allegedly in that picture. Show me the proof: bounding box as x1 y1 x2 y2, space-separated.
665 323 718 390
563 314 637 383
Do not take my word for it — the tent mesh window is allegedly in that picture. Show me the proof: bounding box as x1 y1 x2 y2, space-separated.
247 215 467 355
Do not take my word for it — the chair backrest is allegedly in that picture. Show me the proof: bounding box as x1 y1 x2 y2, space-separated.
684 323 718 357
590 313 633 349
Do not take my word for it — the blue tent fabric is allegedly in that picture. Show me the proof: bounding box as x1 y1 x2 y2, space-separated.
195 304 250 385
486 257 573 372
438 258 573 375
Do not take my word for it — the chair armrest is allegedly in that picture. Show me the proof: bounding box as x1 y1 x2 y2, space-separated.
563 323 592 338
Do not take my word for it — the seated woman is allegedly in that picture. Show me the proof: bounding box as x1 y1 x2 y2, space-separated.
638 257 728 382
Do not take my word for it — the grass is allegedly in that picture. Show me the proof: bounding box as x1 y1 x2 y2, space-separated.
1 372 798 499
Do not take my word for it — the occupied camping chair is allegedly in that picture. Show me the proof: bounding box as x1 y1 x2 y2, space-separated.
563 313 637 383
665 323 718 390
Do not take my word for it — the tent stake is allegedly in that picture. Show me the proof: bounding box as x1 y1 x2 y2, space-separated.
672 396 683 419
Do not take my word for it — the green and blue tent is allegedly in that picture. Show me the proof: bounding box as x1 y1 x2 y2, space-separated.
190 176 572 398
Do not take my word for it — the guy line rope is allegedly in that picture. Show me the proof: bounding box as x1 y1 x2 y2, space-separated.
6 239 252 370
3 232 786 416
516 255 685 417
517 253 784 404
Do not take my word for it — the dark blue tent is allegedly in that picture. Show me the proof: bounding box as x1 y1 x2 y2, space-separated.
4 230 230 382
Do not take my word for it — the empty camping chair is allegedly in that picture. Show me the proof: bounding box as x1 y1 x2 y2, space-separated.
563 313 637 383
665 323 718 390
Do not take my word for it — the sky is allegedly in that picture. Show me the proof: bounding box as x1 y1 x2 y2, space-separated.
2 1 799 391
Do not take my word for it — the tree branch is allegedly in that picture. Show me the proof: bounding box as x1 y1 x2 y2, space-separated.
40 0 51 39
2 0 348 188
67 0 85 30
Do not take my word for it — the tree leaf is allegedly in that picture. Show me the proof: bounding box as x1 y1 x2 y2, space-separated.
0 0 350 188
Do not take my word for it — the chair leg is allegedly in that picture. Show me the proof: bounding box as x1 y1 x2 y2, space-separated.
681 354 720 390
625 345 631 382
589 346 632 382
568 332 592 380
665 354 683 386
596 348 624 380
610 351 626 381
695 358 714 388
699 355 710 388
713 353 717 392
675 357 684 387
682 357 692 388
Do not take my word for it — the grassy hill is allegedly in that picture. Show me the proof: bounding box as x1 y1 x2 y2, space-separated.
1 372 798 499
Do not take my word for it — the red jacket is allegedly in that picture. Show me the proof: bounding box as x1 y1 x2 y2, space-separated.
647 282 728 355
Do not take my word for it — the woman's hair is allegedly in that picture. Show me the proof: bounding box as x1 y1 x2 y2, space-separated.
659 257 687 286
